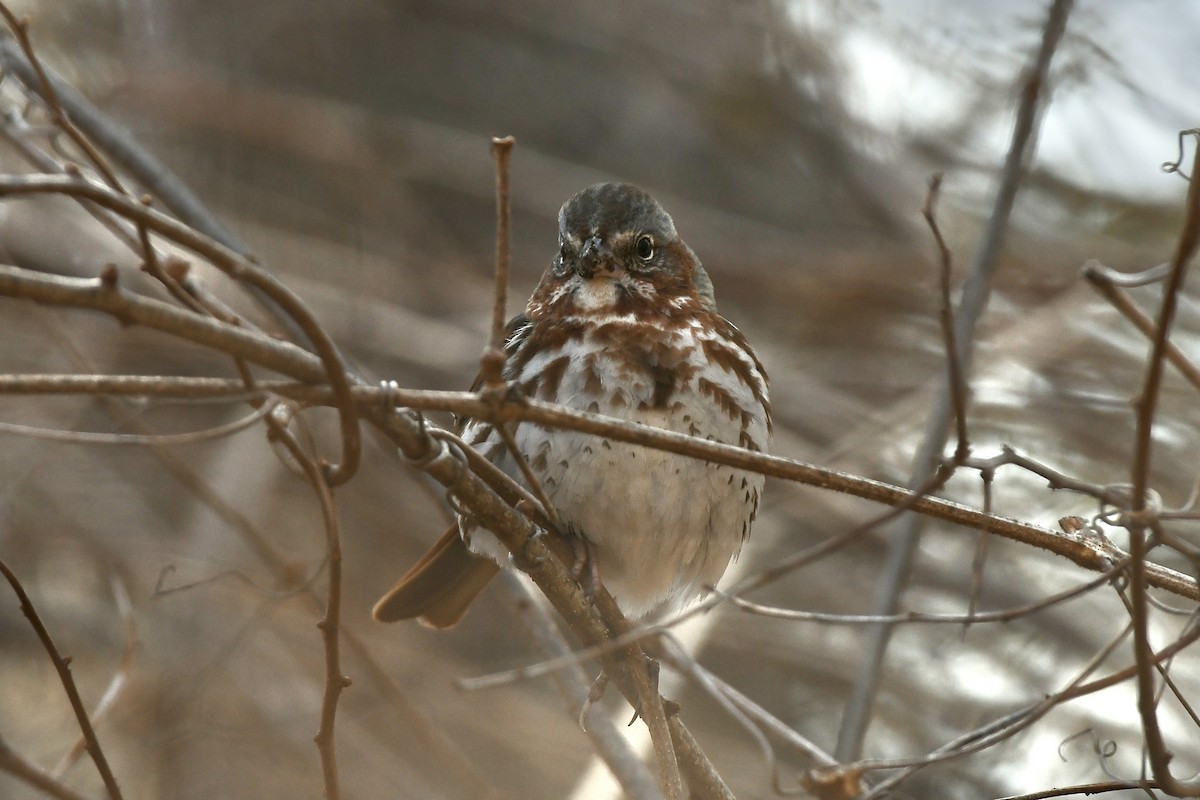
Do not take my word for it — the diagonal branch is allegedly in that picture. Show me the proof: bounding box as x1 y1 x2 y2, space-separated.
0 559 125 800
0 733 96 800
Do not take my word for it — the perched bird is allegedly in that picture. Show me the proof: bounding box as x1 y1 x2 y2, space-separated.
373 182 771 627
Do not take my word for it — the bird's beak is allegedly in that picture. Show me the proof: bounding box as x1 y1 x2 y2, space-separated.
576 235 614 279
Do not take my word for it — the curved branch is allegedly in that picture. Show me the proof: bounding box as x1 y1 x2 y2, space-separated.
0 174 361 485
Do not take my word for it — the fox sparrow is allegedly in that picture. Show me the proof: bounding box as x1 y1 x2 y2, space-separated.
373 182 771 627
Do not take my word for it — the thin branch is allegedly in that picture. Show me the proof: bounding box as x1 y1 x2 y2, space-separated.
1 371 1195 602
0 174 361 485
859 615 1200 798
0 7 126 192
663 647 838 773
995 781 1163 800
961 446 1129 508
663 722 735 800
966 465 995 622
0 398 274 445
482 135 514 388
658 637 860 797
0 108 141 253
0 559 125 800
0 734 96 800
658 640 783 792
923 172 969 459
726 558 1125 626
0 33 248 253
1083 259 1200 392
496 422 563 529
633 648 683 800
854 619 1136 797
0 265 324 379
499 571 663 800
266 413 348 800
838 0 1076 761
53 576 138 778
1127 128 1200 797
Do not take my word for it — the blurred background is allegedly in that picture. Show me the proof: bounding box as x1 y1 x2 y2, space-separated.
1 1 1199 798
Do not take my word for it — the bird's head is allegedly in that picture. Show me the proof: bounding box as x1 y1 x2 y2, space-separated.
529 183 716 319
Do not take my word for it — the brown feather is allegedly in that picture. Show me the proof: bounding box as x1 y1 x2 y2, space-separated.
372 525 500 628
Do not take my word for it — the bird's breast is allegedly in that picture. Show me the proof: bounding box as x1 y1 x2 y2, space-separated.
490 316 769 616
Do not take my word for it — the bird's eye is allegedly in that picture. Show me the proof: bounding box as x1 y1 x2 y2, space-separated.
635 234 654 261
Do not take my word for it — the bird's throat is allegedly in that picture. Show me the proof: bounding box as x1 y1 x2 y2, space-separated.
571 277 620 311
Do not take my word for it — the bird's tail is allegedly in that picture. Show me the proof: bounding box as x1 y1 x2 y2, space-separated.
372 525 500 628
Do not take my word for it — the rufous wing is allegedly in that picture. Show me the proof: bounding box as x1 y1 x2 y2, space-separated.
372 526 500 628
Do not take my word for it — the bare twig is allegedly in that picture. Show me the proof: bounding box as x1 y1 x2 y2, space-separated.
923 171 992 624
853 619 1136 797
0 559 125 800
482 135 514 388
632 645 683 800
0 175 362 486
726 558 1125 625
995 781 1163 800
0 734 96 800
922 172 969 459
0 266 324 380
0 33 248 254
657 641 783 791
1083 260 1200 392
1 371 1196 602
53 576 138 778
858 600 1200 797
499 571 663 800
265 412 348 800
0 398 274 445
0 106 141 252
663 647 838 772
496 422 563 529
965 465 995 622
1127 128 1200 797
0 6 125 192
961 446 1128 508
838 0 1076 761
